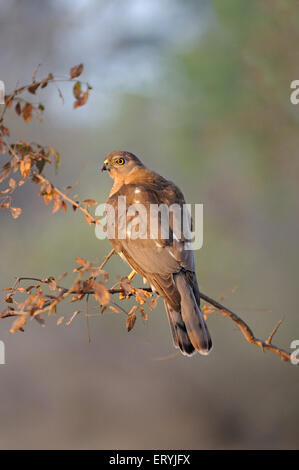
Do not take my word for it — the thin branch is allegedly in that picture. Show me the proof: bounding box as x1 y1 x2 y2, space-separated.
85 294 91 343
32 172 99 225
1 266 294 364
99 249 115 269
200 292 291 363
266 316 285 345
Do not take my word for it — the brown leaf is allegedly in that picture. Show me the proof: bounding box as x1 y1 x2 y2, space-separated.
40 73 54 89
5 294 13 303
0 201 10 209
76 257 87 266
61 200 67 212
10 315 27 333
15 102 22 115
82 280 95 292
0 168 10 184
52 195 61 214
126 308 137 332
73 81 82 99
28 83 40 94
45 183 52 194
74 91 88 109
9 178 16 189
83 199 98 207
22 103 33 123
70 63 84 79
43 193 53 205
0 125 10 136
89 268 109 281
94 282 110 306
41 78 48 89
0 136 6 154
11 207 22 219
5 95 13 108
19 156 31 178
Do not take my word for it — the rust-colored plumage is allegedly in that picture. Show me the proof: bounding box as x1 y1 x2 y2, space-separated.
102 151 212 356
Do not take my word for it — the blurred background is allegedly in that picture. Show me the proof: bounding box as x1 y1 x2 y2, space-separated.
0 0 298 450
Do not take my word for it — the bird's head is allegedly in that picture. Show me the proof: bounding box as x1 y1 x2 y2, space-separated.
101 151 144 180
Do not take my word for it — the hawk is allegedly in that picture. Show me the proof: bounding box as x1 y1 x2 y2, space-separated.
101 151 212 356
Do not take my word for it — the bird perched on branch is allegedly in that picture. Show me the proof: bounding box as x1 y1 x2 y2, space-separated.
101 151 212 356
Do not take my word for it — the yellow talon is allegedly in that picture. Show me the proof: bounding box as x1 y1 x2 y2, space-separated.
119 270 136 299
128 269 137 281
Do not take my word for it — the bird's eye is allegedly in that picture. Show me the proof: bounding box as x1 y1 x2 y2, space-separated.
115 158 125 165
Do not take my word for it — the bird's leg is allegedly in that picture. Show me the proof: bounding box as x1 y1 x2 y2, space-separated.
127 269 137 281
119 269 137 300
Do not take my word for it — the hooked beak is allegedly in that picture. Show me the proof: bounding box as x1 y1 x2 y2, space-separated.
101 160 110 172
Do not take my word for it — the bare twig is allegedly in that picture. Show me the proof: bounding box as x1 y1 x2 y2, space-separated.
200 292 291 363
85 294 91 343
99 249 115 269
32 172 99 225
266 316 285 345
0 255 294 364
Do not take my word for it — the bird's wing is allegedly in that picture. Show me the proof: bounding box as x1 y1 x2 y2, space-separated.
106 180 196 309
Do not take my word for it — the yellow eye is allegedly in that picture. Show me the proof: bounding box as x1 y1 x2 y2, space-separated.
116 158 125 165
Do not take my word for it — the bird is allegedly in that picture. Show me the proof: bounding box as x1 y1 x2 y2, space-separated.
101 150 212 356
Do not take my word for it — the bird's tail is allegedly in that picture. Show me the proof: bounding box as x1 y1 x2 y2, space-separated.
165 272 212 356
164 300 195 356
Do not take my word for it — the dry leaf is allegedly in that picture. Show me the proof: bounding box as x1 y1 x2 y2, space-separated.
74 91 88 109
9 178 16 189
0 125 10 136
10 315 27 333
70 63 84 79
11 207 22 219
94 282 110 306
73 81 82 99
126 308 137 332
83 199 98 207
76 257 87 266
15 102 22 115
61 200 67 212
28 83 40 94
22 103 33 123
19 156 31 178
52 196 61 214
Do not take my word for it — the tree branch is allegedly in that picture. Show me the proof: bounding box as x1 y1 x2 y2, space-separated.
0 254 294 364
